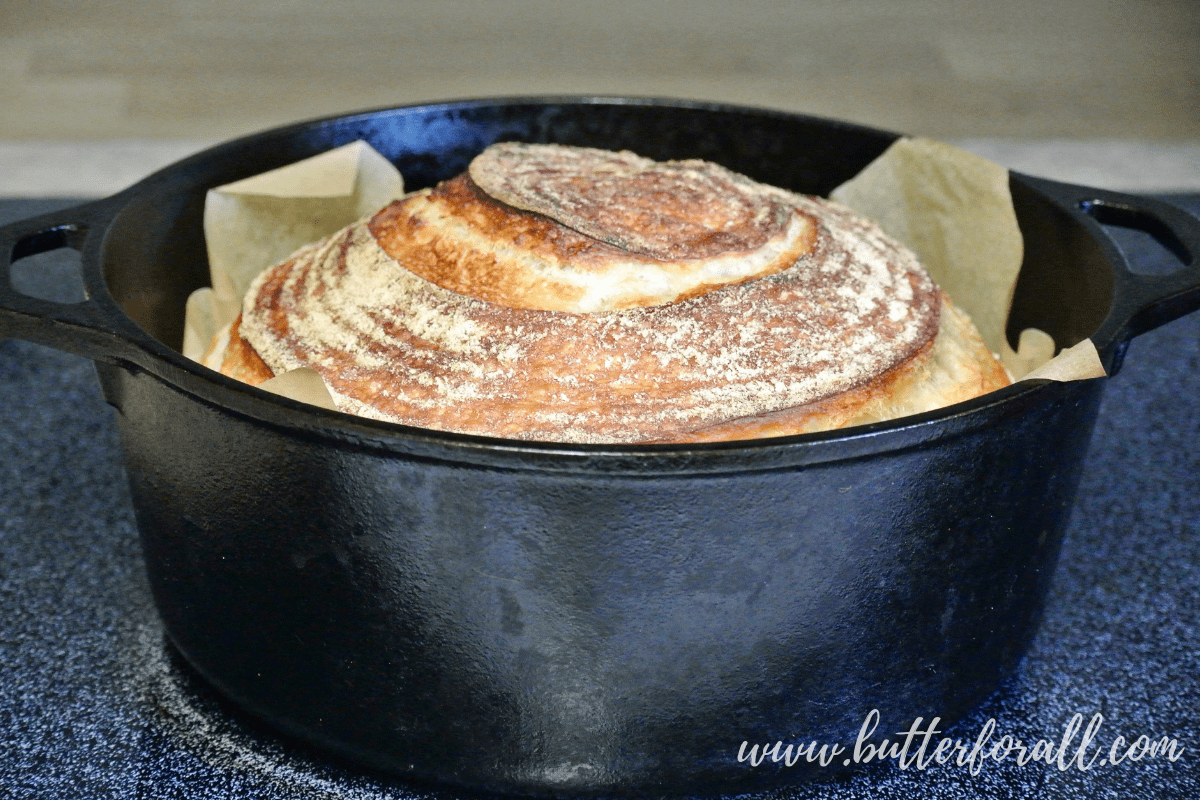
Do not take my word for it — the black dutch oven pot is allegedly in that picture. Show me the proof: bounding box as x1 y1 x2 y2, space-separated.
3 98 1199 798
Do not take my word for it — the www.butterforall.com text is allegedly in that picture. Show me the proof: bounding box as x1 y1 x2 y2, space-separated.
737 710 1184 774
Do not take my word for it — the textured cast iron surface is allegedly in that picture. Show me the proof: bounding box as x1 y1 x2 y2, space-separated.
2 100 1199 797
117 365 1104 795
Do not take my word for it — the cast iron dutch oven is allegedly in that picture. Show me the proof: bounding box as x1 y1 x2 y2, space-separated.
3 98 1199 797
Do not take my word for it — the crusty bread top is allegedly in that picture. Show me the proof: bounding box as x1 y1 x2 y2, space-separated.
374 144 818 313
230 144 949 443
469 143 795 261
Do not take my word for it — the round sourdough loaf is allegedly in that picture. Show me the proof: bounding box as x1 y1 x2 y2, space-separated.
204 143 1009 443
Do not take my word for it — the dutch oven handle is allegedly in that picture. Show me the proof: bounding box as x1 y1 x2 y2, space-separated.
1019 175 1200 348
0 195 148 367
6 178 1198 371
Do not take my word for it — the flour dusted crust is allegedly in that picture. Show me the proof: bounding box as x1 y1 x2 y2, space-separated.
469 143 798 262
381 145 818 313
208 143 1009 443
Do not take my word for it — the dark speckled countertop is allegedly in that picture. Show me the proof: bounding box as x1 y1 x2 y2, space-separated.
1 196 1198 799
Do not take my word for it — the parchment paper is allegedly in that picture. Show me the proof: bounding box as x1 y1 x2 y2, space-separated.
831 137 1105 382
182 140 405 408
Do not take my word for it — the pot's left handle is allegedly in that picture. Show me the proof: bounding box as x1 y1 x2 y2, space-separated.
0 197 146 365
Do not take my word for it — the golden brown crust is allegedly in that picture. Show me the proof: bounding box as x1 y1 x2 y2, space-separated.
217 314 275 386
210 143 1010 443
228 206 944 442
651 295 1010 442
219 291 1008 442
369 172 817 313
467 142 794 260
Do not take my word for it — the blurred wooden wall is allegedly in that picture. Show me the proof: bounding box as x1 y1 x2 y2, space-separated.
3 0 1196 142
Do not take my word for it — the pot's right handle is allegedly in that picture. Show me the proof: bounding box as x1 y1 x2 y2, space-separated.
1020 176 1200 349
0 196 148 366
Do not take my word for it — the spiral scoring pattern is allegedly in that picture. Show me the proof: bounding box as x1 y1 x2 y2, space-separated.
235 144 942 443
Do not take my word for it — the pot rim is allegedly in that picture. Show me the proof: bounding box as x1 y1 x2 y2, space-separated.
4 95 1198 473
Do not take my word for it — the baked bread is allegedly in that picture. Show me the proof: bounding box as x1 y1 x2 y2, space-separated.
204 143 1009 443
